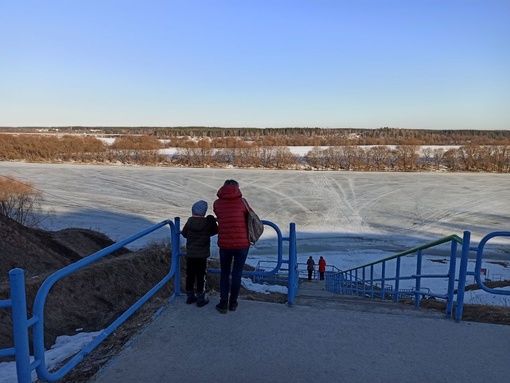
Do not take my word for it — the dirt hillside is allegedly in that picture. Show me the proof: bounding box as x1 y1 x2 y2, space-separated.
0 214 170 350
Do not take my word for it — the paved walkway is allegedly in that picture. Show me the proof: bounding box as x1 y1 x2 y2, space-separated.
88 282 510 383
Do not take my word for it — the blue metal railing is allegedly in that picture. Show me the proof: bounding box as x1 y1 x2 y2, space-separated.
1 218 297 383
1 218 180 383
5 223 505 382
0 269 32 383
208 221 299 304
456 231 510 322
326 231 510 322
326 234 462 317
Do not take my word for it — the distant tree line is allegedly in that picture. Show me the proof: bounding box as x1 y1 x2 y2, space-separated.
0 133 509 172
302 145 510 172
2 126 510 146
0 134 165 165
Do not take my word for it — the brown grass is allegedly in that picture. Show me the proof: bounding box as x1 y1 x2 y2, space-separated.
403 279 510 326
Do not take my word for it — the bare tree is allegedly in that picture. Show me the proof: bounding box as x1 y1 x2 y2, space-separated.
273 146 297 168
432 149 446 171
394 145 419 171
458 145 478 171
258 146 277 167
367 146 391 171
304 147 326 169
493 145 510 172
0 176 46 227
443 149 458 171
419 147 434 170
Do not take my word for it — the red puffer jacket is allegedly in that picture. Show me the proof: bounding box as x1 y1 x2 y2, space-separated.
213 184 250 249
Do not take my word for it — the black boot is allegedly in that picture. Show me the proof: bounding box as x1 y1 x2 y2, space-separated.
186 290 197 304
215 299 228 314
229 300 238 312
196 293 209 308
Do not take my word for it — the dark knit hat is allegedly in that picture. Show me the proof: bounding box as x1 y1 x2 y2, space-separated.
192 200 208 216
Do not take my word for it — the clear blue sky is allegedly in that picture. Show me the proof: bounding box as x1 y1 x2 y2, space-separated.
1 0 509 130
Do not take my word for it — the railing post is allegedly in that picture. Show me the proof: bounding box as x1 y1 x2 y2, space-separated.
446 240 458 318
394 257 401 302
381 261 386 299
10 268 32 383
287 223 297 305
369 266 374 298
173 217 182 296
414 250 422 308
456 231 471 322
354 269 359 296
362 267 366 297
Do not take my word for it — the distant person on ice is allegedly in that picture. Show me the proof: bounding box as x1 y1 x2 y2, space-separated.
213 179 256 314
318 256 326 280
181 200 218 307
307 256 315 280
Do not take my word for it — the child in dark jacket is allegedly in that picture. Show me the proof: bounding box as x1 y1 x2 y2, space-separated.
181 200 218 307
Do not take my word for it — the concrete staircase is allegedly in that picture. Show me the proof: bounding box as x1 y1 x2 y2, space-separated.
296 279 444 318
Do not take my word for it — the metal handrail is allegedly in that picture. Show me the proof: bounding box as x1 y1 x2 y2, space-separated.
0 219 180 383
1 218 298 383
455 231 510 321
208 221 299 303
327 231 510 322
339 234 463 274
326 234 463 317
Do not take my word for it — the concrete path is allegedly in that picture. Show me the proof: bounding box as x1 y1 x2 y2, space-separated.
88 285 510 383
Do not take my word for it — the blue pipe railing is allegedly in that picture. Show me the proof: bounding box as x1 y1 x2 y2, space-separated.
287 223 298 304
456 231 510 322
0 218 180 383
0 269 32 383
5 224 505 382
1 218 297 383
327 234 463 316
207 221 299 304
327 231 510 322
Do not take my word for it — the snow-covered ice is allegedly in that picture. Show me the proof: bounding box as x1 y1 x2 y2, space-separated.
1 161 508 298
1 162 508 253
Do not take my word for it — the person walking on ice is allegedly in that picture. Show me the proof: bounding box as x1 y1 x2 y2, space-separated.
181 200 218 307
307 256 315 280
318 256 326 280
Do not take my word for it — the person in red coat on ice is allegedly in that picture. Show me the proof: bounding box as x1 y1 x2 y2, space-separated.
318 256 326 280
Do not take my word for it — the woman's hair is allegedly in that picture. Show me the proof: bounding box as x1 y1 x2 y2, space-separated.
224 179 239 187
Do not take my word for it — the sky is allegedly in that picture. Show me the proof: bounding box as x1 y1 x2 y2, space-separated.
1 0 509 130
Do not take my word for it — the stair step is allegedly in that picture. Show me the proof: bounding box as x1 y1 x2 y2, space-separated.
295 281 445 318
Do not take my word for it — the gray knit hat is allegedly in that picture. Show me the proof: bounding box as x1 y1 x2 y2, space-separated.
192 200 208 216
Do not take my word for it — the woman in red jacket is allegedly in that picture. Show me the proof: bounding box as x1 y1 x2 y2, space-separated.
318 256 326 280
213 179 252 314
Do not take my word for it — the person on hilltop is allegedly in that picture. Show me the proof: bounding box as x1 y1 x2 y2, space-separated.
181 200 218 307
318 256 326 280
213 179 256 314
307 256 315 280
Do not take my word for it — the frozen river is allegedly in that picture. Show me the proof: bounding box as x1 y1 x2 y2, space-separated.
1 162 509 263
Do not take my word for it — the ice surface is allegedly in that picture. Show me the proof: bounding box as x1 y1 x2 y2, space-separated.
1 162 508 255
